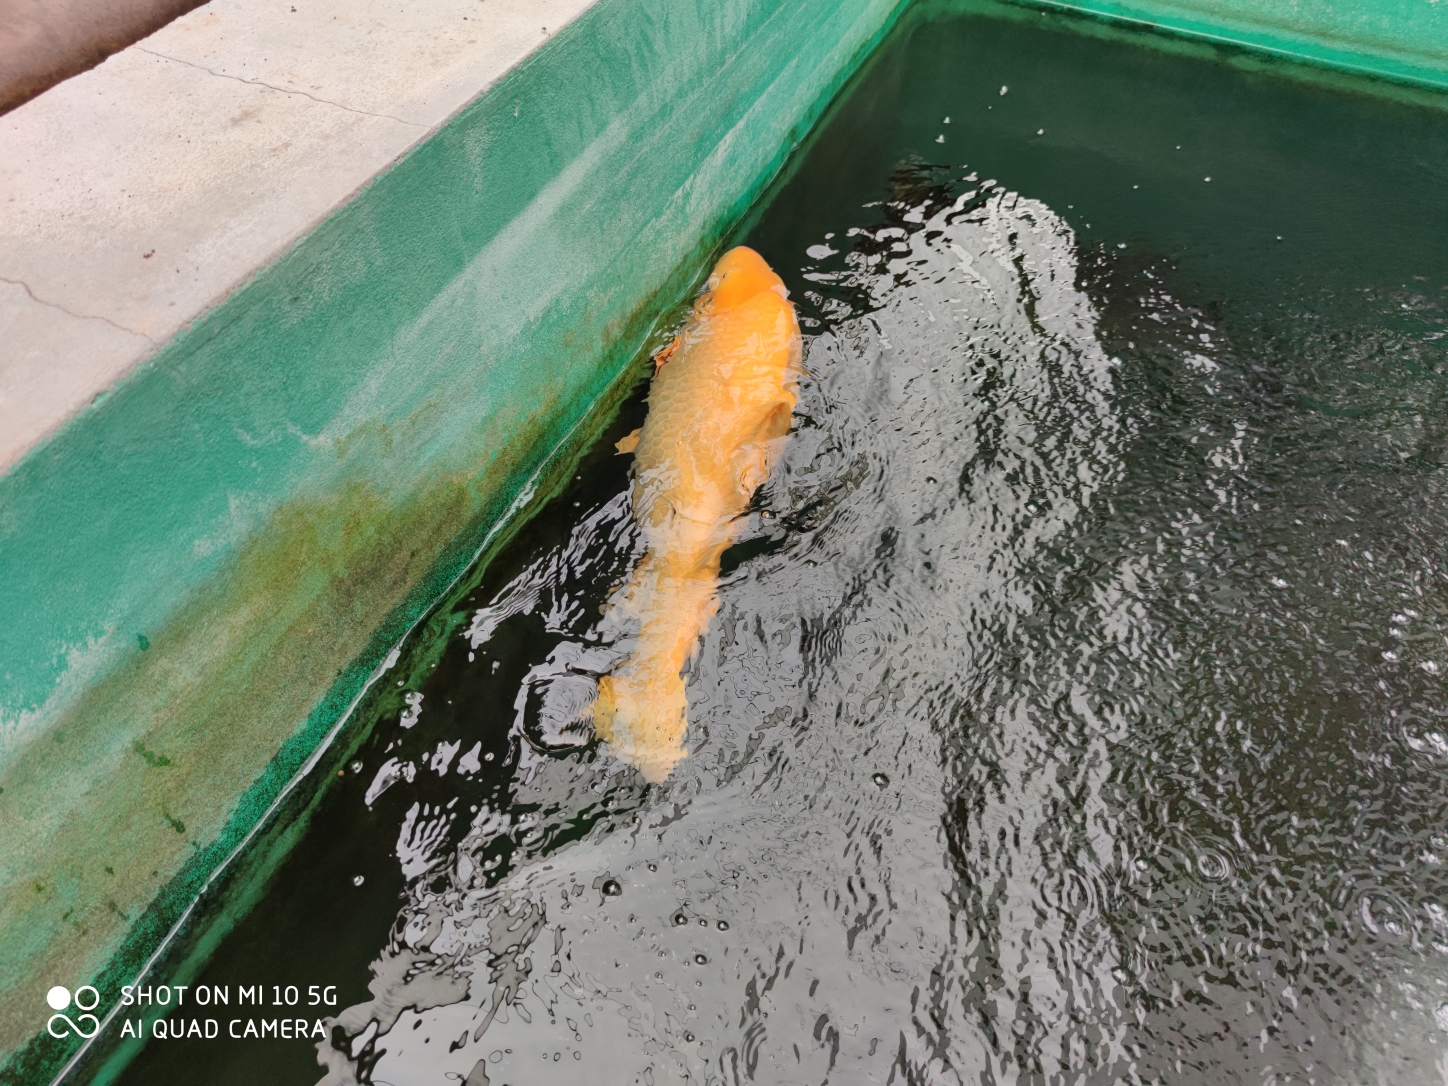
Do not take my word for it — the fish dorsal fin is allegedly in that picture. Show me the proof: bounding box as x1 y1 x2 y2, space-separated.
615 428 642 455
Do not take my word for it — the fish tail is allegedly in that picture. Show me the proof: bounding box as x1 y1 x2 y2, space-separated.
592 668 688 783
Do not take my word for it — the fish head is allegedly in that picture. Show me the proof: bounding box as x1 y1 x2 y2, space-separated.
703 246 789 312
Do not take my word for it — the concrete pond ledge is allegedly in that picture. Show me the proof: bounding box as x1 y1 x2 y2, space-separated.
0 0 910 1079
0 0 598 474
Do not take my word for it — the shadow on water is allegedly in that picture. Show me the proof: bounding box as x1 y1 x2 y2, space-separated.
89 1 1448 1083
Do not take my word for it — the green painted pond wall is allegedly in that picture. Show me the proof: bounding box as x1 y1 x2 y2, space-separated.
2 0 1445 1080
1025 0 1448 88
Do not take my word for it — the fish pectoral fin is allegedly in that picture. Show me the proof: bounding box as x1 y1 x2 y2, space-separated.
652 335 681 372
729 402 795 493
614 428 642 455
758 399 794 442
731 443 772 494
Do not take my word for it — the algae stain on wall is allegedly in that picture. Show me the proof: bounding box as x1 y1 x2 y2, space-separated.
2 472 461 1045
0 288 669 1061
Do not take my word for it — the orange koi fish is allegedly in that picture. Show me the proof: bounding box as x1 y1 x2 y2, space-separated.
596 247 800 781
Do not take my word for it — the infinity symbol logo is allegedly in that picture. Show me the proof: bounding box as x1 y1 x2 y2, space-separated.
47 1012 99 1039
45 985 100 1039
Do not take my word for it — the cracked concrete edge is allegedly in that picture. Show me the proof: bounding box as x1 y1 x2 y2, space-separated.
0 276 156 342
0 279 158 466
133 45 430 128
0 0 598 477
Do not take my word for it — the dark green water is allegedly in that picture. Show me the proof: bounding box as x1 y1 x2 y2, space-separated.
85 2 1448 1084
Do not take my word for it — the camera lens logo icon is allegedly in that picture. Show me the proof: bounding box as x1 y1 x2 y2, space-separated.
46 985 100 1039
